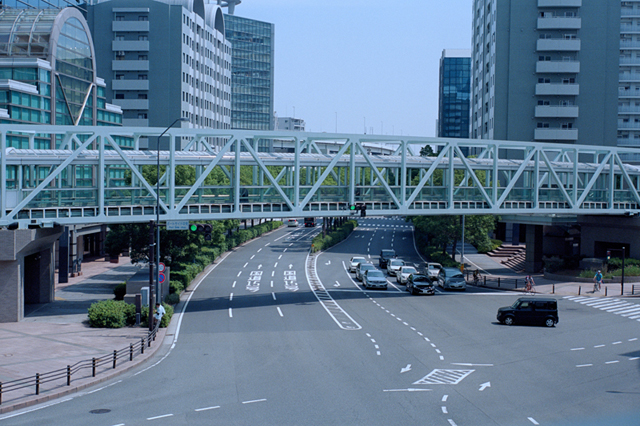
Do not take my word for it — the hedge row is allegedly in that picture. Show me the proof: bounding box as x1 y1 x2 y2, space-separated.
311 220 357 253
91 221 281 329
88 300 173 328
169 220 282 293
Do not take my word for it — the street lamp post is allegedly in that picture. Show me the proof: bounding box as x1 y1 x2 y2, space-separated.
154 117 187 319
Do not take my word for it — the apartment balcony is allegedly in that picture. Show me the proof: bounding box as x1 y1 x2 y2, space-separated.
112 60 149 71
617 138 640 148
618 89 640 98
621 9 640 18
619 57 640 66
537 16 581 30
112 99 149 110
621 24 640 33
112 40 149 52
537 38 580 51
620 40 640 50
111 79 149 91
535 83 579 96
538 0 581 6
535 105 579 118
534 128 578 141
112 21 149 32
618 106 640 114
619 73 640 82
536 60 580 73
618 122 640 130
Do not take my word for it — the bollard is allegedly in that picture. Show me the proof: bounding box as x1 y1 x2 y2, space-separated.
141 337 145 354
130 343 134 361
605 286 608 297
484 276 486 286
35 373 40 395
67 365 71 386
621 283 624 297
113 350 117 369
552 284 555 294
498 277 501 288
92 358 96 377
578 286 581 295
0 381 2 405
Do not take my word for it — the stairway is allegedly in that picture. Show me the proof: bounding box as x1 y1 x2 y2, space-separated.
488 244 526 273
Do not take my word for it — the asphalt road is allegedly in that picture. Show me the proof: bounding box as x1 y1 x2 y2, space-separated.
1 217 639 426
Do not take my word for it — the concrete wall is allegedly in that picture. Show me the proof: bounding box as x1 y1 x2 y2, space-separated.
579 215 640 260
0 228 62 322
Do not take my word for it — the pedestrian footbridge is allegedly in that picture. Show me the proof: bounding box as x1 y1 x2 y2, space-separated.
1 124 639 227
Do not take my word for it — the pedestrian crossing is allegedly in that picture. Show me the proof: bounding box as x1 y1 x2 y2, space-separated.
564 296 640 321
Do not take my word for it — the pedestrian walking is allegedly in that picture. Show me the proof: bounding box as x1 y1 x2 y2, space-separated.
154 302 165 328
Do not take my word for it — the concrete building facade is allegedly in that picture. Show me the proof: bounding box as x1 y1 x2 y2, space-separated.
470 0 620 146
619 0 640 162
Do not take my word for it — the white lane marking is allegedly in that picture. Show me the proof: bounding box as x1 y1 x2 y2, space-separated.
271 271 275 277
229 308 233 318
613 341 622 345
594 344 605 348
383 388 432 392
277 307 283 317
440 356 445 361
278 254 283 259
232 280 236 288
230 293 233 301
147 414 174 420
442 395 448 402
87 380 122 394
528 418 540 425
571 347 585 351
237 271 242 277
630 357 640 361
630 338 638 342
195 406 220 412
0 398 74 421
257 248 262 252
605 360 619 364
242 399 267 404
576 364 592 368
283 249 288 253
274 262 278 268
243 262 248 268
271 280 274 288
448 420 458 426
450 363 494 367
250 255 255 260
272 292 277 300
442 406 448 414
377 351 381 356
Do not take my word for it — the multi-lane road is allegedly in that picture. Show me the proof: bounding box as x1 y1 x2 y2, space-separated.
1 217 639 425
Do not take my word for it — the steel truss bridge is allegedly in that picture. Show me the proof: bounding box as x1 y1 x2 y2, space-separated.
1 124 639 228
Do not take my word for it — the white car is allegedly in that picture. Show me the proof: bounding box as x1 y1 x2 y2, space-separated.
424 262 442 281
287 218 298 227
396 265 417 284
386 258 405 276
349 256 367 273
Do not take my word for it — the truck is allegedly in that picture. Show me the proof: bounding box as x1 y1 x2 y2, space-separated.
304 217 316 227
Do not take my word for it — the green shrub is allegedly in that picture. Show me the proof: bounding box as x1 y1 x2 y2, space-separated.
311 220 356 252
608 257 640 269
88 300 136 328
141 302 174 328
164 293 180 305
610 265 640 277
428 250 459 267
543 256 564 273
113 283 127 300
169 280 184 294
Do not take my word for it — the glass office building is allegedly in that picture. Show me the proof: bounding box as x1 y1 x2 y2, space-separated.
224 14 274 151
437 49 471 139
0 7 126 149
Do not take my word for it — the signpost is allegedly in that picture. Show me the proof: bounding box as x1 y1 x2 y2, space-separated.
167 220 189 230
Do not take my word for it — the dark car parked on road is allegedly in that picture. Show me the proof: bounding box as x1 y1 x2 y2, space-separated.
497 298 558 327
406 274 436 295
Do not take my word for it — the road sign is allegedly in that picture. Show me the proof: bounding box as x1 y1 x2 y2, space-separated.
166 220 189 230
158 262 165 273
158 272 166 284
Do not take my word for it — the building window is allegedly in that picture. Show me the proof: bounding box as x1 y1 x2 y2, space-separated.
138 113 148 119
115 74 124 80
115 93 124 99
138 94 148 99
115 15 125 21
138 35 148 41
138 15 148 21
138 55 148 60
138 74 148 80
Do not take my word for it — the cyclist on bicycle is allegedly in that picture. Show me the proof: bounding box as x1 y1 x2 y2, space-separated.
525 275 535 292
594 270 603 292
473 269 480 285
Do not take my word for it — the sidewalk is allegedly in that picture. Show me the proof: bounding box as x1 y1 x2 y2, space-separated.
0 256 167 414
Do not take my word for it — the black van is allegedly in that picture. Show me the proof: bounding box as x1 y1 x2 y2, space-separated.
497 298 558 327
304 217 316 227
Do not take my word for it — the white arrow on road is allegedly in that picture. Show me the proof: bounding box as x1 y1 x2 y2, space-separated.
334 281 340 287
400 364 412 373
258 264 262 269
325 260 331 265
289 264 293 269
479 382 491 391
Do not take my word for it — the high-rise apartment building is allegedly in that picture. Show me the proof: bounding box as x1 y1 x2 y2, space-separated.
619 0 640 161
224 13 274 151
470 0 619 146
86 0 232 147
437 49 471 139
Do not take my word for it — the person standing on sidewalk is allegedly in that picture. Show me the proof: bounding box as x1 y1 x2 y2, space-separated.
593 270 603 292
153 302 165 327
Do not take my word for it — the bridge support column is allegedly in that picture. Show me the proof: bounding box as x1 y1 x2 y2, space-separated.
525 225 543 273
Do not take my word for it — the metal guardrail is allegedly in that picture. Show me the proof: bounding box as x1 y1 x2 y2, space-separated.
0 322 160 406
465 270 525 290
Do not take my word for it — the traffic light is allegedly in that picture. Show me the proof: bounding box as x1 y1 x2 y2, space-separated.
349 204 358 215
606 250 611 261
360 204 366 217
190 223 213 241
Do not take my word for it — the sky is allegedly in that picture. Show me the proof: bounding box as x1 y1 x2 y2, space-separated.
228 0 472 138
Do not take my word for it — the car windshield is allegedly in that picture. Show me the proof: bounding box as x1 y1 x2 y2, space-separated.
351 257 365 263
412 275 430 283
428 264 439 270
402 267 416 274
389 260 403 266
360 264 374 271
451 273 464 279
366 271 384 278
381 250 395 257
